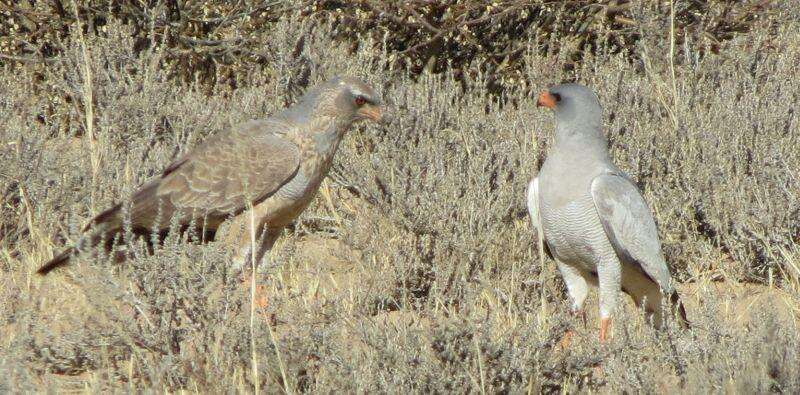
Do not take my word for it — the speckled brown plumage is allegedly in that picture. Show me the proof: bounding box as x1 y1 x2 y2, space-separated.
38 76 383 275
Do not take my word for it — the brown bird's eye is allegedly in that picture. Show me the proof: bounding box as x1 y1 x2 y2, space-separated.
354 95 367 106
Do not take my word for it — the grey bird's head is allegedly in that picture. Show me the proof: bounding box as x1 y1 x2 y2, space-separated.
537 83 603 132
300 76 384 124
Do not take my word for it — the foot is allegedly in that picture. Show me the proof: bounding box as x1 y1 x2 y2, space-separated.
559 309 586 349
559 330 575 349
599 318 612 342
241 271 270 311
576 309 587 328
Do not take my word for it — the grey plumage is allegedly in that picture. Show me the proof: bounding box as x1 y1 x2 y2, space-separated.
39 76 383 275
529 83 687 340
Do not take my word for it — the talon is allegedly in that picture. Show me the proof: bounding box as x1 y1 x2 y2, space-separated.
254 284 269 310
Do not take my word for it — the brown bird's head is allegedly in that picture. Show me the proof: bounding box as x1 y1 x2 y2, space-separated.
305 76 384 124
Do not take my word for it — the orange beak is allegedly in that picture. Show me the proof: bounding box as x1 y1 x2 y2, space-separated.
536 91 557 109
358 104 383 122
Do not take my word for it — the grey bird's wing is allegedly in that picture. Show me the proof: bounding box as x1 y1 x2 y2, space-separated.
526 176 554 260
526 177 540 232
590 173 673 291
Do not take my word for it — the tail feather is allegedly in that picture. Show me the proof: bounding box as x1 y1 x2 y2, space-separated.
84 203 123 232
38 179 166 275
38 205 124 275
37 247 75 275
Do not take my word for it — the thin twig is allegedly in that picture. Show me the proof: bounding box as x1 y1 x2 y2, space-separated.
669 0 679 118
249 205 260 395
71 0 99 212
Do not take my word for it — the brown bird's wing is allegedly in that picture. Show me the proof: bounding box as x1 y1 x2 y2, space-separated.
151 119 302 223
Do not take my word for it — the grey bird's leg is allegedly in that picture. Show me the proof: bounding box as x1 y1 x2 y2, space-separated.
556 260 589 348
556 260 589 315
597 256 622 342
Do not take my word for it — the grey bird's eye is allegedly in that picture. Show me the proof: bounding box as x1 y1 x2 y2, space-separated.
354 95 367 106
553 93 562 102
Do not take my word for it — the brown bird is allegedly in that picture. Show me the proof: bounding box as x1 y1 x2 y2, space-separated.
38 76 383 276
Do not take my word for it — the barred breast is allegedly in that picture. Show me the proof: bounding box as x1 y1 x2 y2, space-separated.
541 194 617 273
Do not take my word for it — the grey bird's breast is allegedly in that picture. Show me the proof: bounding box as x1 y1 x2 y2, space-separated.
540 185 617 274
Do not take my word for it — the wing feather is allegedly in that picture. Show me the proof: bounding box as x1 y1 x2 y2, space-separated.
590 173 673 291
526 177 554 260
154 119 301 221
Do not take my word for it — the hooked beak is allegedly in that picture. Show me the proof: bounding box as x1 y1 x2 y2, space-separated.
358 104 384 123
536 90 557 109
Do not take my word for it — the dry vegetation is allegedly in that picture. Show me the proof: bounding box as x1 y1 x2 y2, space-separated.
1 1 799 393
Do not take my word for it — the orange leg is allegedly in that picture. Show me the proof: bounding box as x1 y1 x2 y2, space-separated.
241 271 269 311
599 318 612 342
559 309 587 349
559 330 575 349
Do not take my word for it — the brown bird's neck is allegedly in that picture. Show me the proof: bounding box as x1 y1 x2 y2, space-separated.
293 116 352 178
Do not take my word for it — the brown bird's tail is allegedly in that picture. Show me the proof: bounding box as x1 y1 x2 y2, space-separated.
37 247 76 275
670 290 690 329
37 203 124 276
37 176 168 275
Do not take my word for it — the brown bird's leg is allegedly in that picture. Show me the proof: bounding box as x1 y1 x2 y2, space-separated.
559 329 575 349
234 222 282 324
247 229 281 310
220 210 282 321
251 230 282 326
241 270 269 310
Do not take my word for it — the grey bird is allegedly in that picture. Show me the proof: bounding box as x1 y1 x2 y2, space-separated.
527 83 688 342
38 76 383 281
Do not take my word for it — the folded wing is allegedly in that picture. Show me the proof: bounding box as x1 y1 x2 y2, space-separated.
590 173 672 291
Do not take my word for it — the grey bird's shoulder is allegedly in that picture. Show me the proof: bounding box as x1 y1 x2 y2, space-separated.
590 172 644 212
590 172 674 290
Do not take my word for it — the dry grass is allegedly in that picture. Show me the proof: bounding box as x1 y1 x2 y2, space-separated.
1 4 799 393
